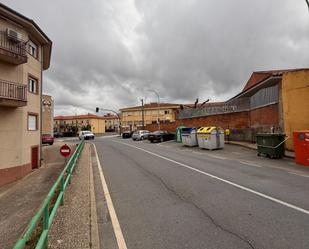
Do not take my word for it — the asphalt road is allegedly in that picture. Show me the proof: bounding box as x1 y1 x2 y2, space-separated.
93 137 309 249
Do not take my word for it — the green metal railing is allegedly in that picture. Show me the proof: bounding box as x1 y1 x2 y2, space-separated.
13 140 85 249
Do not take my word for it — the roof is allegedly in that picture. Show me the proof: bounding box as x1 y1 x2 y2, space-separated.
242 68 309 93
120 102 181 111
54 113 105 120
0 2 52 70
103 114 119 120
226 68 309 103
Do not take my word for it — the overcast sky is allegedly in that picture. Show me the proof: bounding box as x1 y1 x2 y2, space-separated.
2 0 309 115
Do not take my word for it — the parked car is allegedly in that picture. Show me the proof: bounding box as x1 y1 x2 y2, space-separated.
42 134 54 145
132 130 150 141
53 131 63 138
122 131 133 139
79 130 95 140
148 130 175 143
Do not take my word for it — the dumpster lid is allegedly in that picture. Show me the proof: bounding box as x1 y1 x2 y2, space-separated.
197 127 217 133
181 127 196 134
256 133 286 137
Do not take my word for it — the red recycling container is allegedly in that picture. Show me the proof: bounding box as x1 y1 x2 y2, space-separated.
293 131 309 166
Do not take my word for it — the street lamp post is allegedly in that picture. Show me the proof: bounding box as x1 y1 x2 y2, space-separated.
141 98 145 129
95 107 121 135
147 89 160 131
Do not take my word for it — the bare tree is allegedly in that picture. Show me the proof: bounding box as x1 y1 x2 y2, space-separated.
306 0 309 11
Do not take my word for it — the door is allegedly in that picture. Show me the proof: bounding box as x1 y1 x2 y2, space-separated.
31 146 39 169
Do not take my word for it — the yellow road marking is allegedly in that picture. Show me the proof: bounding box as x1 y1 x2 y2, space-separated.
92 143 128 249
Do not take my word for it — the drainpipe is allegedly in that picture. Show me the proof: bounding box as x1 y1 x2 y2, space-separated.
40 46 43 167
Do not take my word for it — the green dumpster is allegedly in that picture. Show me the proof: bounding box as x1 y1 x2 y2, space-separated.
256 133 286 159
176 126 186 143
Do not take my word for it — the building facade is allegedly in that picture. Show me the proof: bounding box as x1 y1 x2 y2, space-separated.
120 103 181 131
0 3 52 187
171 68 309 151
42 94 54 136
54 114 106 135
103 113 119 132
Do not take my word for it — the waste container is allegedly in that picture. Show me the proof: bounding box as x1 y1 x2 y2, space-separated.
293 131 309 166
176 126 186 143
181 128 198 147
256 133 286 159
197 127 224 150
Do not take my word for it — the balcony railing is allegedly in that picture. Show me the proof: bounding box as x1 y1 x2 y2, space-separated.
0 31 27 64
0 79 27 107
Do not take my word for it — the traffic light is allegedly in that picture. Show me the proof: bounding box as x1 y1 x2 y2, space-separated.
95 107 99 113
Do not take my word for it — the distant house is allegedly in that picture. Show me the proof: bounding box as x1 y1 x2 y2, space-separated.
120 103 181 131
54 114 106 135
42 95 54 136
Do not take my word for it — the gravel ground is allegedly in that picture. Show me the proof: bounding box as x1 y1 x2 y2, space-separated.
48 143 95 249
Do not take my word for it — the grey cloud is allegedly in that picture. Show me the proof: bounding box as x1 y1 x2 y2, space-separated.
2 0 309 114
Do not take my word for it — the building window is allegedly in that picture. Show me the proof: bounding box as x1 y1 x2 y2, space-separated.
29 40 38 58
28 113 38 131
164 110 169 114
28 77 38 94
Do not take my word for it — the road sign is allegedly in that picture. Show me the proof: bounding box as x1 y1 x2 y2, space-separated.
60 144 71 157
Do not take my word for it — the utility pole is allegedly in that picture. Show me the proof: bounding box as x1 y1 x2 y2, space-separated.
147 89 160 131
141 98 145 129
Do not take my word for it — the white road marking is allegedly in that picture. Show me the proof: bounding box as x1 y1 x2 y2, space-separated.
208 154 227 160
112 140 309 216
288 171 309 178
192 151 205 155
92 143 128 249
180 149 193 152
240 161 263 168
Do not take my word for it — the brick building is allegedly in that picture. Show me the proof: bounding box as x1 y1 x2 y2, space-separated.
146 69 309 151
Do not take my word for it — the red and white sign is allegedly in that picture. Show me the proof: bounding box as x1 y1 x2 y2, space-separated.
60 144 71 157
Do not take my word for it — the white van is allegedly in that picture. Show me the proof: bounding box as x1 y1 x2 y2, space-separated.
79 130 95 140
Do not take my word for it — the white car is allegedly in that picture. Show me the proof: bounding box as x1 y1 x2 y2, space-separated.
132 130 150 141
79 130 95 140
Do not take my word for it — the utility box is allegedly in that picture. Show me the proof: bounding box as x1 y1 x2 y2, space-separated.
176 126 186 143
197 127 224 150
293 131 309 166
256 133 285 159
181 127 198 147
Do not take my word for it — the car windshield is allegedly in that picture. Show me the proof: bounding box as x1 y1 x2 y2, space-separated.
83 131 91 134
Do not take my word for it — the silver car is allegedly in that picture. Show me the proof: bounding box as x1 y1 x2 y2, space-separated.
132 130 150 141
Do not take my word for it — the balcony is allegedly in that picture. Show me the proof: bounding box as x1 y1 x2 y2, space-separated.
0 79 27 107
0 31 27 65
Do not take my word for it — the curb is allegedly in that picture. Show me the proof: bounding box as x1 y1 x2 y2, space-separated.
226 141 295 159
89 146 100 249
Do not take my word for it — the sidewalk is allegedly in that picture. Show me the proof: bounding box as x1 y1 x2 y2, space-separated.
0 142 72 249
48 143 100 249
227 140 295 158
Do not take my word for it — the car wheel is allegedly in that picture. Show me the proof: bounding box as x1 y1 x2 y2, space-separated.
141 136 144 140
49 143 53 145
160 137 164 143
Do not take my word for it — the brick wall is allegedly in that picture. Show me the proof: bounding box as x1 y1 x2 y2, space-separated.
250 104 279 129
145 111 250 133
145 105 280 143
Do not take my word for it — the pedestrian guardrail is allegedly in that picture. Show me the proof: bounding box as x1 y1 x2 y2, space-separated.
13 140 85 249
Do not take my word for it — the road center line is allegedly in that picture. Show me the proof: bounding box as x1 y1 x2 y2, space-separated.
92 143 128 249
112 140 309 216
